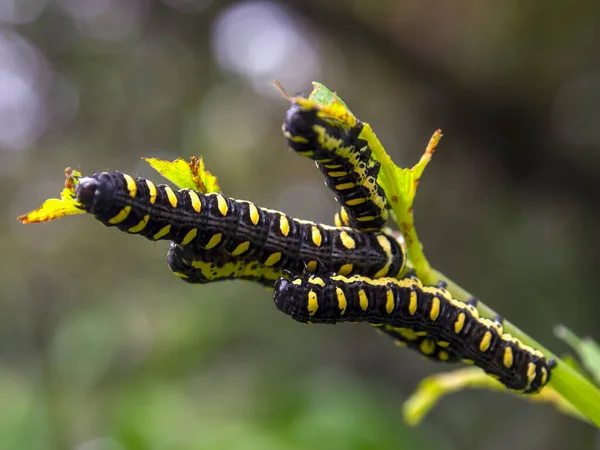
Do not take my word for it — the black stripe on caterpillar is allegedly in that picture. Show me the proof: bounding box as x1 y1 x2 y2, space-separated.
273 273 555 394
167 241 456 362
75 171 405 278
283 101 388 232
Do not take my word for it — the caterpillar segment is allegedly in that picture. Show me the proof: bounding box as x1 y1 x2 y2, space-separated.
283 101 389 232
75 171 405 279
166 242 453 360
273 273 555 394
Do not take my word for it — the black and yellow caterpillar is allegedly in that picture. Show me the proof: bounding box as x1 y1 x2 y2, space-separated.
75 171 405 278
273 273 555 394
166 242 459 362
283 101 388 232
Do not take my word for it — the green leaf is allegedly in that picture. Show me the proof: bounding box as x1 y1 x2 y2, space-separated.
308 81 355 117
143 156 220 193
555 325 600 385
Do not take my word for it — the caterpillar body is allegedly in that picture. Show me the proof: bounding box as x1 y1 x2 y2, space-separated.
283 101 389 232
75 171 405 278
167 242 455 362
273 273 555 393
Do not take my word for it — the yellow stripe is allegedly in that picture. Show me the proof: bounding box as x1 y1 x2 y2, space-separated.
336 287 347 314
339 231 355 250
264 252 282 267
335 182 355 190
454 313 466 333
479 331 492 352
216 194 228 216
408 290 417 315
180 228 198 245
231 241 250 256
345 197 367 206
153 224 171 240
279 215 290 236
188 190 201 213
358 289 368 311
307 290 319 316
385 290 394 314
146 179 157 204
311 226 322 246
503 346 513 368
128 214 149 233
429 296 440 321
123 173 137 198
108 206 131 224
248 203 260 225
204 233 222 249
164 186 178 208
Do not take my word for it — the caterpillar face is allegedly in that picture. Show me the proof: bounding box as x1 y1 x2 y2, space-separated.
273 273 555 394
283 102 389 232
75 171 405 279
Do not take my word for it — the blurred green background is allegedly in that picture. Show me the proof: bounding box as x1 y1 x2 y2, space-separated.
2 0 599 449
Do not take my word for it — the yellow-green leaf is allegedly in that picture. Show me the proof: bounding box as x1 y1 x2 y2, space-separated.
403 367 588 426
17 168 84 223
143 156 220 193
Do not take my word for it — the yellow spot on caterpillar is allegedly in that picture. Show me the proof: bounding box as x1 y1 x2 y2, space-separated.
408 290 418 315
385 290 394 314
356 215 376 222
345 197 367 206
334 213 343 227
479 331 492 352
540 367 548 386
279 215 290 236
123 173 137 198
153 224 171 240
438 351 449 361
181 228 198 245
264 252 282 267
231 241 250 256
394 340 408 347
430 296 440 321
307 290 318 316
420 339 436 355
437 341 450 347
415 331 428 336
358 289 368 311
338 263 353 276
373 235 393 278
328 171 348 177
188 190 201 213
172 272 189 279
216 194 228 216
527 362 537 384
308 276 325 287
323 164 342 169
462 358 475 365
292 279 302 285
248 203 259 225
128 214 149 233
335 182 355 190
311 226 322 246
503 346 514 368
454 312 466 333
398 328 419 341
340 208 350 225
108 206 131 224
204 233 222 249
306 260 318 272
146 179 157 204
164 186 178 208
339 231 355 250
336 287 347 314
